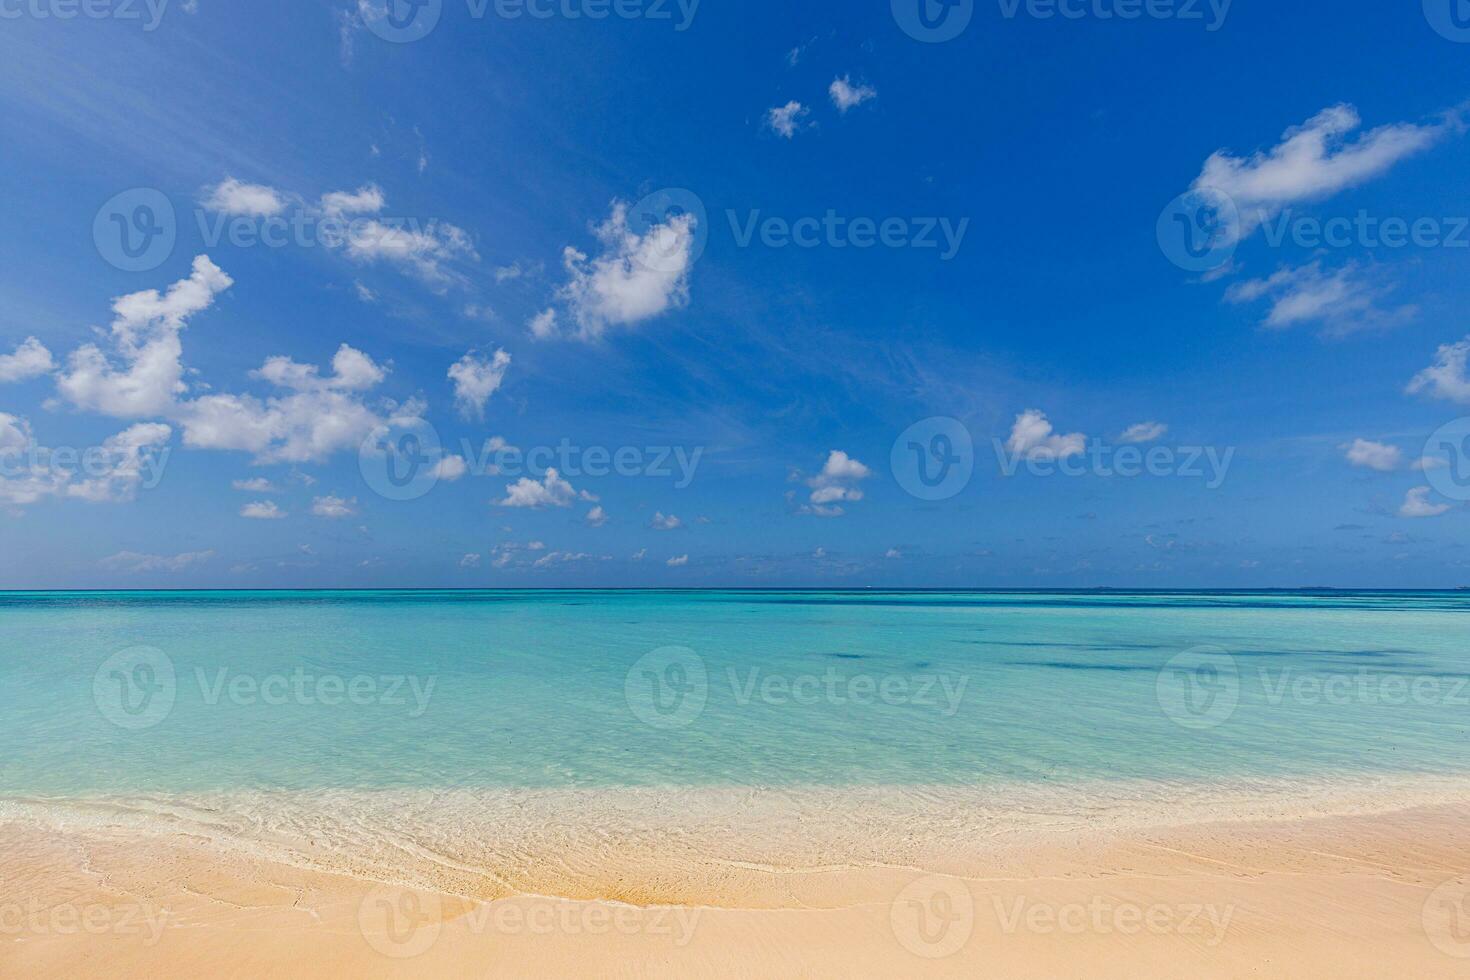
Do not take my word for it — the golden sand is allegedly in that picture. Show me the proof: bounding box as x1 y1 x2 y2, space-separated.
2 787 1468 977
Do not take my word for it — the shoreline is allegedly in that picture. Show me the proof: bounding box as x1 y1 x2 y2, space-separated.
3 778 1470 976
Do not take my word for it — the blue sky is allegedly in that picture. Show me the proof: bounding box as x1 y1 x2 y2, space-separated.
2 0 1470 588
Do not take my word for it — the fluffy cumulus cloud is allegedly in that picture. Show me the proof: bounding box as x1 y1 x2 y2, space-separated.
1119 421 1167 444
241 500 286 519
585 505 608 527
1343 438 1402 472
0 415 172 507
99 549 214 573
554 201 696 340
201 177 288 217
448 348 510 419
666 554 689 567
799 450 872 517
528 308 558 340
650 511 681 530
232 477 277 493
176 344 399 464
829 76 877 113
197 179 477 288
57 255 234 418
1399 486 1451 519
433 454 468 481
495 468 584 508
1005 410 1086 461
1407 336 1470 404
311 494 357 519
1192 103 1457 239
766 101 809 138
1224 261 1415 334
0 337 53 383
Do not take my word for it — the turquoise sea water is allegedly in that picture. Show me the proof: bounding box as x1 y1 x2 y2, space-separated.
1 590 1467 796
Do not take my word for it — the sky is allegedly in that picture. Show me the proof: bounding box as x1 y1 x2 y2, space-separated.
2 0 1470 589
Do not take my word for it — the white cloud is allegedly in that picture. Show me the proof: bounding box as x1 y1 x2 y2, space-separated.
448 348 510 419
232 477 277 493
528 308 559 340
798 450 872 517
1343 438 1402 472
176 345 399 464
1119 421 1167 444
312 494 357 519
201 178 288 217
586 505 608 527
650 511 681 530
766 100 809 138
460 553 482 568
1399 486 1451 519
1005 410 1086 460
884 547 902 559
342 217 477 287
57 255 234 418
99 549 214 573
631 548 647 561
433 454 468 481
0 337 53 383
666 554 689 567
241 500 286 519
557 201 696 339
1192 103 1456 238
1224 261 1414 334
495 467 579 508
829 76 877 113
0 417 172 507
1407 335 1470 404
319 184 386 216
255 344 387 392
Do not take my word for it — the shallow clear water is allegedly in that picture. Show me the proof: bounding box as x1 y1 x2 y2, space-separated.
1 590 1467 795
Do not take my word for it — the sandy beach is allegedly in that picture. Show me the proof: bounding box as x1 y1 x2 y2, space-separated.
3 783 1468 978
